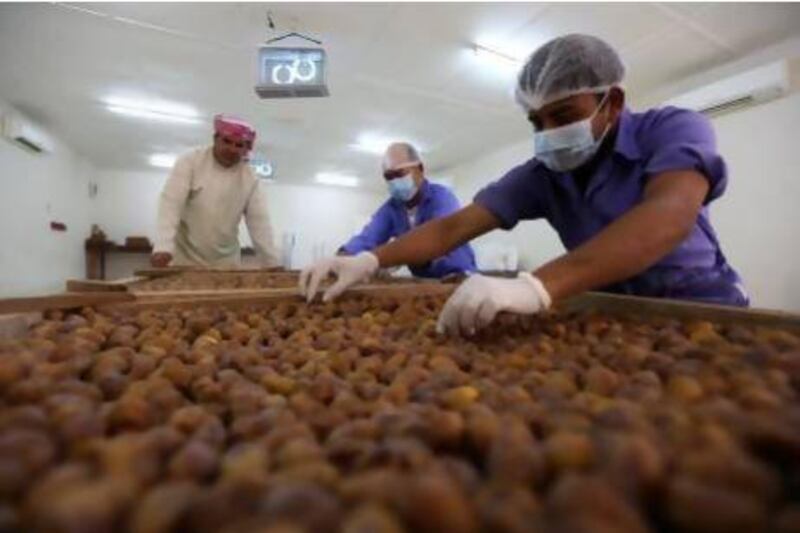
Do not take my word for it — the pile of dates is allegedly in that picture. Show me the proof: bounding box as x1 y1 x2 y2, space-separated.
0 293 799 533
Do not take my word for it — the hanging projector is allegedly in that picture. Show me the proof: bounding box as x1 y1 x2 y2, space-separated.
249 155 274 180
255 32 329 99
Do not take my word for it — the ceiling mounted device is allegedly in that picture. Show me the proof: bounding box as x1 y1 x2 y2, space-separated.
255 18 329 99
250 155 275 180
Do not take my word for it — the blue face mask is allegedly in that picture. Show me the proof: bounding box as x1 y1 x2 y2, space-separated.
387 175 418 202
534 93 611 172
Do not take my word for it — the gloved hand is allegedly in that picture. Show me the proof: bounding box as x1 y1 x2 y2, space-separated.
299 251 380 303
436 272 552 337
150 252 173 268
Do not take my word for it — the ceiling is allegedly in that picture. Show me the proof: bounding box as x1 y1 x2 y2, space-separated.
1 2 799 190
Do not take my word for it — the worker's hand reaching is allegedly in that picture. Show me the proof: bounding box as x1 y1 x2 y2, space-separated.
150 252 173 268
299 251 380 303
437 272 552 337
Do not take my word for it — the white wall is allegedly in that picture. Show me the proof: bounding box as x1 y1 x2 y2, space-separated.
447 140 565 272
634 37 800 110
711 92 800 311
91 169 385 272
443 68 800 311
0 100 94 297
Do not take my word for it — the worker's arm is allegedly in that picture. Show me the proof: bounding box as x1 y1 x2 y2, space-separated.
422 245 477 278
408 189 479 278
244 181 281 268
340 206 394 255
374 203 500 268
535 170 709 301
437 170 710 336
152 156 192 266
300 204 499 301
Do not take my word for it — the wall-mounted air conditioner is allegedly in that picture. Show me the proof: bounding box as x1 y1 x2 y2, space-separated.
1 112 54 154
665 59 793 117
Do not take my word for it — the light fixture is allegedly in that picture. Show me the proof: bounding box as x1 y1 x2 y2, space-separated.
103 96 201 124
149 153 178 169
314 172 359 188
350 133 394 155
471 43 523 69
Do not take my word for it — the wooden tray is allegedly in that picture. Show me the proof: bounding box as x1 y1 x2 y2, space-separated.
0 292 136 315
8 279 800 336
65 277 146 293
66 270 300 293
563 292 800 334
133 267 292 278
99 283 454 312
67 270 439 296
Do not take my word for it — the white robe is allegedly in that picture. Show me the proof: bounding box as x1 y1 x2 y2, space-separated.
154 146 280 268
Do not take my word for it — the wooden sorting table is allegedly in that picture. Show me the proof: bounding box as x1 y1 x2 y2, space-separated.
64 267 800 331
0 269 449 336
2 270 800 532
1 267 797 336
71 268 794 319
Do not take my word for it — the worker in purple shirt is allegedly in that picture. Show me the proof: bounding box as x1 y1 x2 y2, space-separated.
301 34 748 336
337 142 476 278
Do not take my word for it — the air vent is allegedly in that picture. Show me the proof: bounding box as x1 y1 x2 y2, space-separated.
13 136 44 153
665 59 791 118
699 95 756 116
2 112 54 154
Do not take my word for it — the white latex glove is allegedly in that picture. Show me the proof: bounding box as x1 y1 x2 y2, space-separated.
436 272 552 337
299 251 379 303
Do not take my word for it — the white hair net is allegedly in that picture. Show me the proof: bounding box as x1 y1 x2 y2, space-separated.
382 142 422 170
515 34 625 112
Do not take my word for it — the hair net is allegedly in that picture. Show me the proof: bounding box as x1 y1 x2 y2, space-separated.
515 34 625 112
383 142 422 170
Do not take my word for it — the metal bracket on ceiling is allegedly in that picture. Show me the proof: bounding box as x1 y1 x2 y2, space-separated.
263 10 322 46
265 32 322 46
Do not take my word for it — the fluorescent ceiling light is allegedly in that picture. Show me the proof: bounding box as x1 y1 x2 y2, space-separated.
104 96 201 124
315 172 359 188
471 43 523 69
149 153 177 169
107 106 200 124
350 134 394 155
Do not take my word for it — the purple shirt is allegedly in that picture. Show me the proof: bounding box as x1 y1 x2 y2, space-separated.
342 180 476 278
475 107 747 306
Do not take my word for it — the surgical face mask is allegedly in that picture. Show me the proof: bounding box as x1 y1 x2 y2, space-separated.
387 175 418 202
533 93 611 172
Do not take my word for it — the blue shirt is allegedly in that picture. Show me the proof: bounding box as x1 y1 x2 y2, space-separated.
474 107 748 306
342 180 477 278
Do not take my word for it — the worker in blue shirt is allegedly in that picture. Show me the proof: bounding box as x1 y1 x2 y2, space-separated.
300 34 748 337
337 142 476 279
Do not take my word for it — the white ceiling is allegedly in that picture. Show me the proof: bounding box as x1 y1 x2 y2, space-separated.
1 2 799 190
